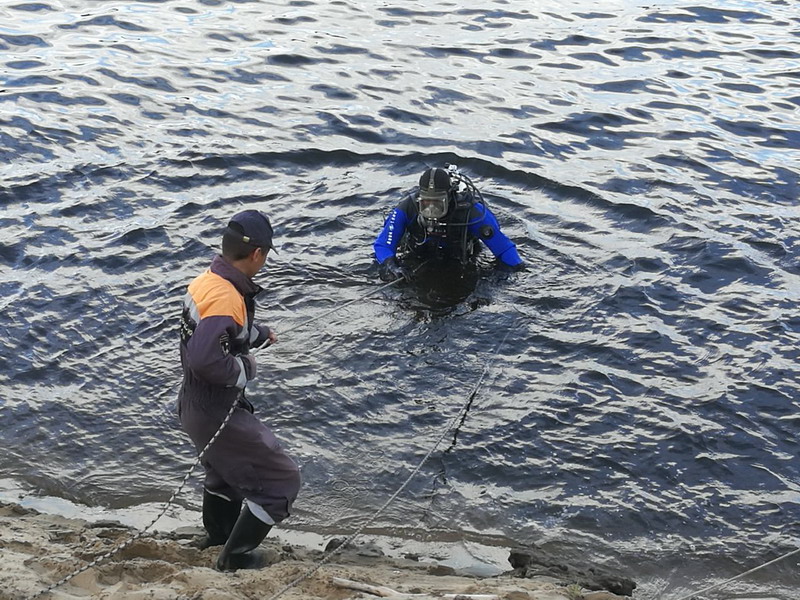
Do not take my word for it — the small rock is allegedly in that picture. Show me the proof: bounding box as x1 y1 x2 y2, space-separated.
96 528 129 539
89 519 126 529
508 550 532 570
356 543 384 558
508 548 636 597
324 537 348 552
584 592 626 600
47 529 73 542
172 526 205 539
427 564 456 576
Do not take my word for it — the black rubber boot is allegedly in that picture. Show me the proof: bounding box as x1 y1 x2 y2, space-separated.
195 491 242 550
215 504 273 571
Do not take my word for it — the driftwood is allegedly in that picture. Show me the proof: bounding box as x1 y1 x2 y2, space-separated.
332 577 420 597
331 577 499 600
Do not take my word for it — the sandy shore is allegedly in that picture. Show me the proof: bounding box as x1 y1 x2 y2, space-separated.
0 501 631 600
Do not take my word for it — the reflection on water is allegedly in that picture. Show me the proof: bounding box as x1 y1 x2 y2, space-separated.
399 255 484 314
1 0 799 598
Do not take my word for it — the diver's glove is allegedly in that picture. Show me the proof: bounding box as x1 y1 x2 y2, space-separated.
379 256 412 282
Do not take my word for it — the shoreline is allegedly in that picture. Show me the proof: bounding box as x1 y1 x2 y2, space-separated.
0 499 634 600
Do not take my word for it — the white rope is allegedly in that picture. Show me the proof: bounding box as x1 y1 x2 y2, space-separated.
264 277 403 339
264 321 517 600
669 545 800 600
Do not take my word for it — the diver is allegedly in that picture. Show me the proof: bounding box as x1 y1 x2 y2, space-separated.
373 164 524 282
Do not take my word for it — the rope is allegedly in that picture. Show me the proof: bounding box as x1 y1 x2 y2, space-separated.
264 318 517 600
669 545 800 600
259 259 430 341
29 391 239 600
265 276 404 339
28 272 410 599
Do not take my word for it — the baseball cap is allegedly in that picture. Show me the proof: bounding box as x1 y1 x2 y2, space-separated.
226 210 277 253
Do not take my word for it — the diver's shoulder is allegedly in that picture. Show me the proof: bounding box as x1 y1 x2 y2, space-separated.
397 192 418 213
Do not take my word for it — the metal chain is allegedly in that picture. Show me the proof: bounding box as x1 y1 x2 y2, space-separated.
264 319 517 600
28 273 409 599
29 391 239 600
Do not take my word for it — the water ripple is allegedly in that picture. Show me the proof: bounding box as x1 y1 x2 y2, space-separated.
0 1 799 596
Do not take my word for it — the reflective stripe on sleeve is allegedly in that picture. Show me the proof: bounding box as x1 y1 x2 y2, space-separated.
235 314 249 342
233 356 248 389
184 292 200 324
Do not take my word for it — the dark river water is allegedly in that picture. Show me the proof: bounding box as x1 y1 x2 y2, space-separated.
1 1 799 598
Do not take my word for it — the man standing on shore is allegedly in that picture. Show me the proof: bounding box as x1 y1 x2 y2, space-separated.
177 209 301 571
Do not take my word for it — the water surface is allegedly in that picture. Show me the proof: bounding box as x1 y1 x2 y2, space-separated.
1 1 799 598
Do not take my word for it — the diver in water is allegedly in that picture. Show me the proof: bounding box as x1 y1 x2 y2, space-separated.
373 165 524 282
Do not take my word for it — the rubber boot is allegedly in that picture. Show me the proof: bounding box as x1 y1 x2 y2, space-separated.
215 504 273 571
195 491 242 549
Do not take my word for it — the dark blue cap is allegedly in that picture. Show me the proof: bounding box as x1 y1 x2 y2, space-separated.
227 210 277 253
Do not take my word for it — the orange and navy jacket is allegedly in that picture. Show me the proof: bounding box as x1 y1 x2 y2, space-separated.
179 255 270 395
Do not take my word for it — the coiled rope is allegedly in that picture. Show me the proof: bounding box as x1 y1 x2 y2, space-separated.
28 275 406 600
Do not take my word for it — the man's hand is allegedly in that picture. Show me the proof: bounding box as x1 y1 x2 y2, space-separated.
379 256 412 282
251 324 276 348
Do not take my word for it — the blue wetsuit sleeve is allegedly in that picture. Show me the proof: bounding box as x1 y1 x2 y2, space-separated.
467 203 523 266
374 207 408 264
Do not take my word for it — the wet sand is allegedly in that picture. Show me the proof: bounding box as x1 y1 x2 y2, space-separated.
0 501 631 600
